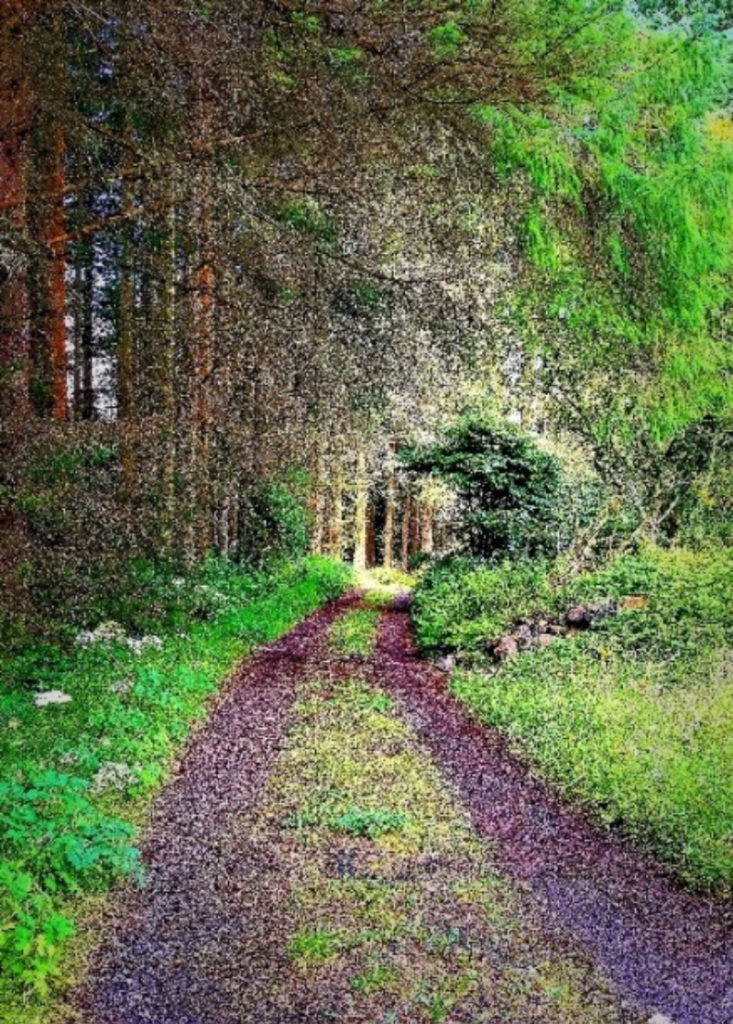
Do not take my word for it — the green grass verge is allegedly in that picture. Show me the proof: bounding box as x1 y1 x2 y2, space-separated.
0 556 351 1014
450 547 733 892
328 607 381 656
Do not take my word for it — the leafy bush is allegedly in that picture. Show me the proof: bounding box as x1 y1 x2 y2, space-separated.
401 419 564 560
0 866 74 997
239 474 311 565
0 773 140 893
412 557 555 653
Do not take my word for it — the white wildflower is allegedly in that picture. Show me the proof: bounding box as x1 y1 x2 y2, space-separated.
34 690 73 708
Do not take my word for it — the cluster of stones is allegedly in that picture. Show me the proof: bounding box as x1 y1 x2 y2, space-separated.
491 595 647 662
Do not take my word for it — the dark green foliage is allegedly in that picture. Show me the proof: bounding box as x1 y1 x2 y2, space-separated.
277 198 336 242
239 473 312 566
636 0 733 31
402 420 563 559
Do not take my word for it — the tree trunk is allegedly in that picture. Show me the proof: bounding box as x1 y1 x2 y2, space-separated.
401 489 412 571
118 133 136 492
157 193 177 551
29 119 68 419
420 503 434 555
329 450 344 560
366 500 376 568
0 1 33 621
189 67 215 560
310 437 326 554
383 459 397 568
353 447 368 571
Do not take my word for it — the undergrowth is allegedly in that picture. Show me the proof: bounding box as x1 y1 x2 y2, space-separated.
0 556 350 1012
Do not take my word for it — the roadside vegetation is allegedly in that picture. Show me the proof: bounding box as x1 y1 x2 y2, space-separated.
415 545 733 892
0 557 350 1010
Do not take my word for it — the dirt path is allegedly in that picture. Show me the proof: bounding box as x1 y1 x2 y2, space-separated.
375 608 733 1024
69 596 732 1024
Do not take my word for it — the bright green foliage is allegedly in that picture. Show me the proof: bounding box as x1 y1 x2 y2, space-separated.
288 929 342 964
0 866 74 998
412 558 555 653
333 806 408 838
277 198 336 242
401 419 564 559
472 7 733 440
0 774 140 893
452 547 733 890
328 607 381 656
430 19 468 56
0 557 351 1005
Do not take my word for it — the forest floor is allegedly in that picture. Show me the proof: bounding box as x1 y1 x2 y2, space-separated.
64 592 732 1024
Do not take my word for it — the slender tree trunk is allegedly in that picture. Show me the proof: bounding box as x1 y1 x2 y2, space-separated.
189 67 215 559
401 490 412 571
329 449 344 560
157 193 177 552
29 118 68 419
310 437 326 554
353 447 368 571
410 496 422 560
420 502 434 555
71 257 83 416
0 1 33 621
383 444 397 568
80 241 94 418
118 134 136 492
366 500 376 568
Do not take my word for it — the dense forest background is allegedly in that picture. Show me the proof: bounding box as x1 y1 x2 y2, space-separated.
1 0 731 639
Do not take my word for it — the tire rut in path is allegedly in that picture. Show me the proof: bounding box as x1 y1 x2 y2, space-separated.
71 591 361 1024
374 608 733 1024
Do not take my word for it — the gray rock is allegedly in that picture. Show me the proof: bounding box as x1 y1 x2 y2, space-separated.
494 636 518 661
514 623 534 649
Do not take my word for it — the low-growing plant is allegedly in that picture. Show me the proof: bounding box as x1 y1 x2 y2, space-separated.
0 556 352 1010
0 865 75 997
328 608 380 656
333 806 408 839
451 547 733 891
0 772 141 893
